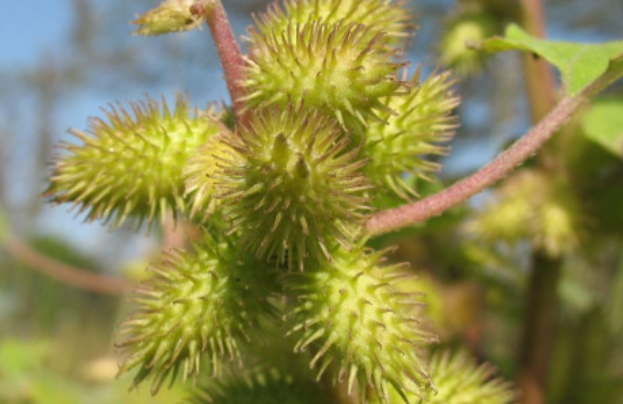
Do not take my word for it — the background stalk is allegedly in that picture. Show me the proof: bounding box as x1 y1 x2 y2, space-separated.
516 2 561 404
518 252 562 404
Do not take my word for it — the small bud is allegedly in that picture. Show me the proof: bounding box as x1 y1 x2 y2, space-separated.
272 133 291 168
132 0 206 36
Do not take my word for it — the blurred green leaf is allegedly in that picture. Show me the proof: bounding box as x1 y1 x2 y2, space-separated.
0 338 49 378
30 376 82 404
559 278 595 317
477 24 623 95
609 257 623 336
582 97 623 159
0 205 8 242
0 339 50 402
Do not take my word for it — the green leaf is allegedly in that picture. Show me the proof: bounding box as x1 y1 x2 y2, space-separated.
609 257 623 336
31 377 83 404
582 97 623 158
477 24 623 95
0 205 8 242
0 338 49 378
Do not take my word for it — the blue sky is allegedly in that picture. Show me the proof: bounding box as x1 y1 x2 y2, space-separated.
0 1 72 68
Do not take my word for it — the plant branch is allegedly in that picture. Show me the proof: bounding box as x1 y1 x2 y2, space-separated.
2 236 132 295
365 94 583 235
365 52 622 236
516 3 560 404
519 0 557 122
198 0 247 122
518 251 562 404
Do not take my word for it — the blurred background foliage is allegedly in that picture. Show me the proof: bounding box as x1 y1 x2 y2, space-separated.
0 0 622 403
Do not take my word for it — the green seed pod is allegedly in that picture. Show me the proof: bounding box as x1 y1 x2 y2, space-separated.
45 95 222 229
243 20 405 135
191 367 333 404
466 170 581 257
287 245 437 402
253 0 415 49
426 351 515 404
371 350 515 404
216 106 371 270
116 234 277 394
184 132 242 221
364 69 460 201
439 11 499 76
132 0 204 36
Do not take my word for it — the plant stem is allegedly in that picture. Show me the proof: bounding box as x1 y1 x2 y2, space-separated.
517 251 562 404
517 3 560 404
163 213 188 250
365 50 622 236
3 236 132 295
519 0 557 122
201 0 247 122
365 94 583 236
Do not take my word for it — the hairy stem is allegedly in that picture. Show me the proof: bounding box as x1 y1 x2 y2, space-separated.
365 49 623 236
200 0 247 121
365 94 583 235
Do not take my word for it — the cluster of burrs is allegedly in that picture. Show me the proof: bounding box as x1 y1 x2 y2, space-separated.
45 0 513 403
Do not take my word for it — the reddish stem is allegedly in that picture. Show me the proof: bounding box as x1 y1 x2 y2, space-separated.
3 236 132 295
365 94 583 236
200 0 247 122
